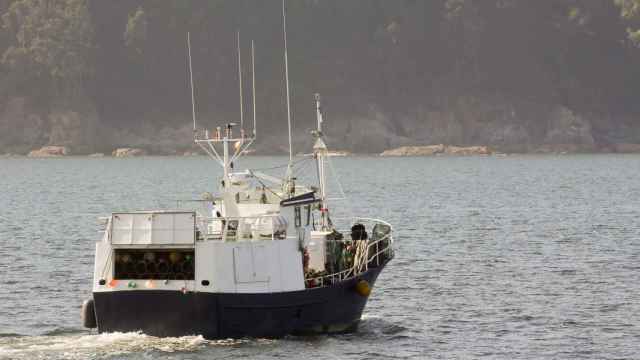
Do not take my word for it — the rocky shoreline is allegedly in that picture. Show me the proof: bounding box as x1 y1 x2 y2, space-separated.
380 145 492 156
9 143 640 158
4 93 640 158
27 146 69 157
11 142 640 159
22 146 153 158
379 143 640 156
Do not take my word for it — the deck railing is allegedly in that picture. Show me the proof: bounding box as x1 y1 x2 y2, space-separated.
102 210 393 287
195 214 289 241
304 217 394 288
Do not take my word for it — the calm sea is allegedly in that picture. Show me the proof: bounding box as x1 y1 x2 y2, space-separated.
0 155 639 359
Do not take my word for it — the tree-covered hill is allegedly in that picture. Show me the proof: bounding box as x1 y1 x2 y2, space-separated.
2 0 640 154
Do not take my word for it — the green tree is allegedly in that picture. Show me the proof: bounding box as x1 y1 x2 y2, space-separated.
1 0 95 103
614 0 640 43
124 6 147 55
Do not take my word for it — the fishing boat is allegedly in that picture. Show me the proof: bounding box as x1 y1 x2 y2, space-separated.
81 2 394 339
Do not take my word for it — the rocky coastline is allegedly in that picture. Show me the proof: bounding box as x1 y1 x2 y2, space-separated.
4 93 640 157
379 143 640 156
380 145 492 156
27 146 70 157
112 148 146 157
9 142 640 158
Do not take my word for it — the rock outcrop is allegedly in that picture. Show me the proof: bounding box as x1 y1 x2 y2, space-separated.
444 145 492 155
380 144 445 156
380 144 491 156
4 93 640 155
613 143 640 153
541 107 595 152
28 146 69 157
112 148 146 157
0 97 47 154
48 108 99 153
0 96 101 155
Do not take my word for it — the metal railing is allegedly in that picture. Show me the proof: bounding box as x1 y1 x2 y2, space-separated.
304 218 394 288
195 214 289 242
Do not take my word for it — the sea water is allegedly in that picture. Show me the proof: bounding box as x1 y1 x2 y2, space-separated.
1 155 639 359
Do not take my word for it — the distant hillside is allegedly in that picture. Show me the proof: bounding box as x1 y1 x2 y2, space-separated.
2 0 640 155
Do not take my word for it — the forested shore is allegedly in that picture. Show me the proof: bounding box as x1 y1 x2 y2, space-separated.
2 0 640 155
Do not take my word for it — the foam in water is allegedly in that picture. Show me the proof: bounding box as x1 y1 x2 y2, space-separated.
0 331 235 360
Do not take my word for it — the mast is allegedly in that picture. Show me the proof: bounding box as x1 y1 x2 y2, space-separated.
223 128 230 181
313 93 329 230
188 32 254 188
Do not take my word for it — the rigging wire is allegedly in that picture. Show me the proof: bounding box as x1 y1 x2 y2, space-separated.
322 134 354 221
254 177 283 200
292 156 312 176
252 156 308 172
328 158 354 220
292 159 315 186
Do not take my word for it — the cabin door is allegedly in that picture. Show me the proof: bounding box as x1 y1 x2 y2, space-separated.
233 244 269 284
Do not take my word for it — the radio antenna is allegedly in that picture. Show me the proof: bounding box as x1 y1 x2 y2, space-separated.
251 40 257 138
237 31 244 131
283 0 293 166
187 32 197 134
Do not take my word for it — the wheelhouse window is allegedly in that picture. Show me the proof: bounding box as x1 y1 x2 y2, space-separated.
294 206 301 228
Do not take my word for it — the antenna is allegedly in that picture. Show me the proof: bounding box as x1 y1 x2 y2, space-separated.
187 32 197 133
282 0 293 165
237 32 244 131
251 40 257 138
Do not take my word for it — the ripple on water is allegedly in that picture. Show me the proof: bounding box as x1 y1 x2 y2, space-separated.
2 156 640 359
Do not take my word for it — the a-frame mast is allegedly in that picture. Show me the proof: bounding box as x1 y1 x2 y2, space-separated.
313 93 330 230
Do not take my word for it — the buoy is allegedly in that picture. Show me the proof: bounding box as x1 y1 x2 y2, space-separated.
157 259 169 273
81 298 97 328
355 280 371 297
169 252 183 264
143 252 156 262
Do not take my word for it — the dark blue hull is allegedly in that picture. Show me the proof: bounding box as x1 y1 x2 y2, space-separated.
93 263 386 339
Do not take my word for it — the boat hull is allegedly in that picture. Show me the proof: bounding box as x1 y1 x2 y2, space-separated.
93 263 386 339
